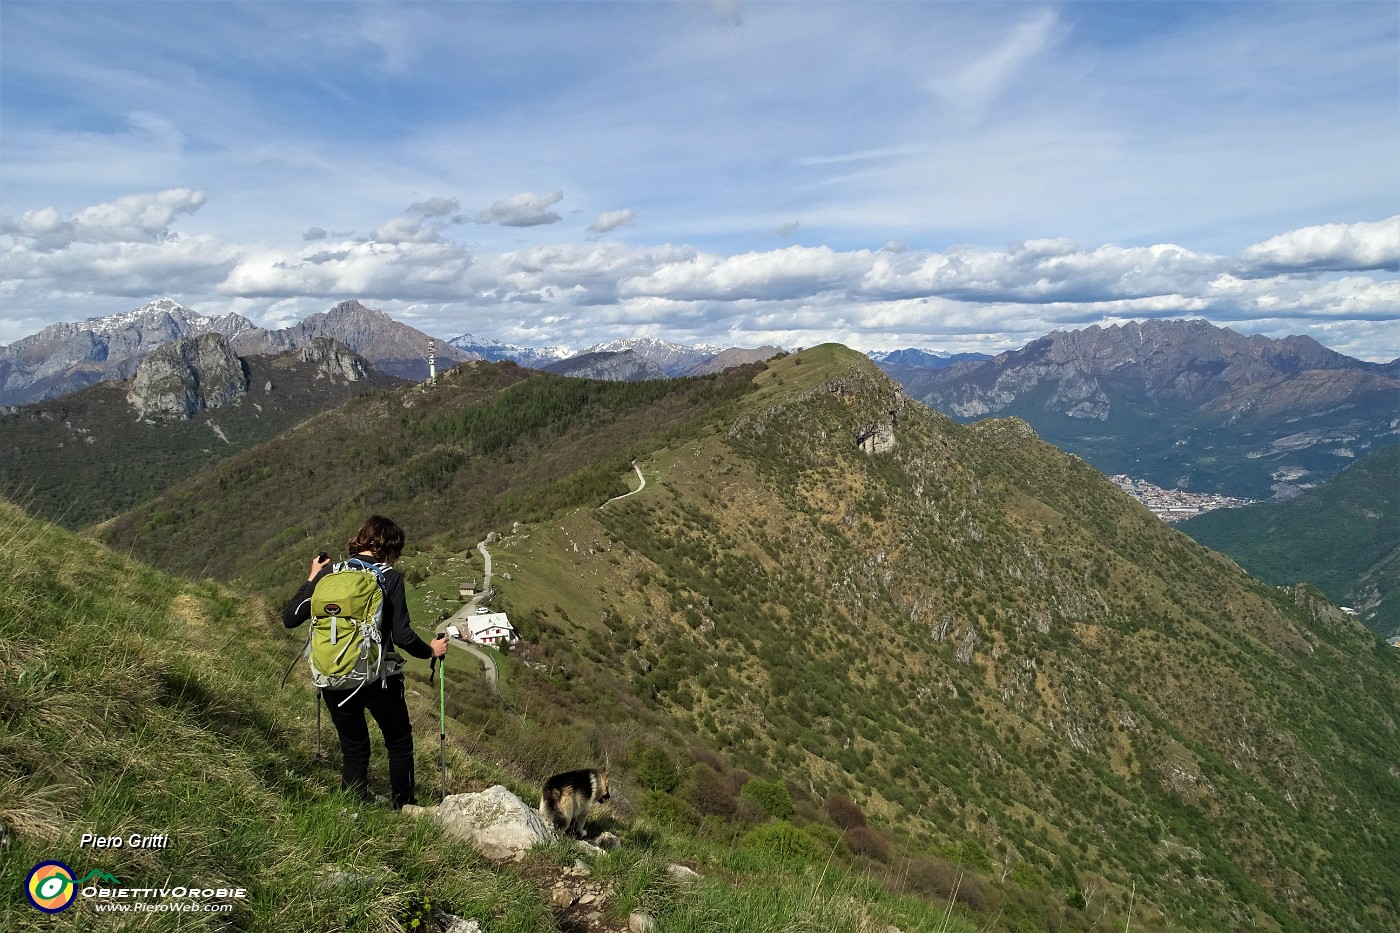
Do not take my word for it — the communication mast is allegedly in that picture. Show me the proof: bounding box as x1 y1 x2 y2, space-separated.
428 338 437 382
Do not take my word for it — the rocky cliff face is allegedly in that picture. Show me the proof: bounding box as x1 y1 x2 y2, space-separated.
295 336 376 382
543 350 668 381
126 333 250 419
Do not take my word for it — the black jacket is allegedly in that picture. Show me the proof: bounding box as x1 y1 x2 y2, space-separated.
282 557 434 671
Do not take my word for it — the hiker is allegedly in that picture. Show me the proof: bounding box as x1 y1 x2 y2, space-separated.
283 515 447 809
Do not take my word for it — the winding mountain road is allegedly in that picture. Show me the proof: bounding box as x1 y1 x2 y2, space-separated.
438 537 499 688
603 461 646 506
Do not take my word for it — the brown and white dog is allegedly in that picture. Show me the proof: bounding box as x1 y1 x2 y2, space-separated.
539 769 611 838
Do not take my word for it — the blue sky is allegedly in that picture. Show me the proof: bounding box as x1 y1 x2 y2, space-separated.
1 1 1397 360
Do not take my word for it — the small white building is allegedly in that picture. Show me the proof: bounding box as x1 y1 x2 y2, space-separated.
466 613 518 647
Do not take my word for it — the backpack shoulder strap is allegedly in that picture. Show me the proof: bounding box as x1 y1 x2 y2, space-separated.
343 557 389 588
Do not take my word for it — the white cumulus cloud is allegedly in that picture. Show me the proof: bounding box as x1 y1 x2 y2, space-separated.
0 188 207 250
1237 216 1400 275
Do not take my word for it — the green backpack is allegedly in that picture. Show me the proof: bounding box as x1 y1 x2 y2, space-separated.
293 558 390 704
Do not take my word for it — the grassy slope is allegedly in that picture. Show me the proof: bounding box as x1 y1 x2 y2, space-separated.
86 347 1400 932
1 500 993 933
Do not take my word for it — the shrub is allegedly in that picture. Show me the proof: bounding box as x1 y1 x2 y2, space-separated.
739 821 823 868
684 763 738 819
740 778 795 819
846 825 892 863
636 789 699 830
634 745 682 793
825 792 868 829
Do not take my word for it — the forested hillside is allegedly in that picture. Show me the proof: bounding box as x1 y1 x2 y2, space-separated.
1181 445 1400 637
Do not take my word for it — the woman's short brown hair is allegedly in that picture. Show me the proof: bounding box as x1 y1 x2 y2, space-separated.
347 515 405 563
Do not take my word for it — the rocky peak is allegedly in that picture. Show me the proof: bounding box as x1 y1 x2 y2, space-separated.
126 333 250 419
297 337 375 382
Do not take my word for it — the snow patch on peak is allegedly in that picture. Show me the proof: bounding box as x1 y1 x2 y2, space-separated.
585 336 724 357
88 298 198 335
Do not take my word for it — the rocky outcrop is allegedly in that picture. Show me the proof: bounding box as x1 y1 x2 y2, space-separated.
126 333 249 419
543 350 667 382
830 373 905 455
296 337 375 382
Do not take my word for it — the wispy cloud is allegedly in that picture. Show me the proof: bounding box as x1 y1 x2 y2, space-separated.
474 191 566 228
930 8 1063 121
590 209 636 234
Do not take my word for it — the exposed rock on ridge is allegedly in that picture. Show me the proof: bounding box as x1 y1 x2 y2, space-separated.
127 333 249 419
296 336 376 382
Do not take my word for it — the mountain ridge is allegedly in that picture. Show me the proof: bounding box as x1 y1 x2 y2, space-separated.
898 319 1399 499
0 298 471 402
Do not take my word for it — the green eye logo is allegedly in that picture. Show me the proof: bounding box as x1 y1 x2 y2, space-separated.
26 861 77 913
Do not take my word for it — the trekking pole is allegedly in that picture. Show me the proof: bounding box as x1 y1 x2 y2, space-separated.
431 652 447 802
315 691 323 762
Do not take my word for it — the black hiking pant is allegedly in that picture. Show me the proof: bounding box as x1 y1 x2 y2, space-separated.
322 674 416 808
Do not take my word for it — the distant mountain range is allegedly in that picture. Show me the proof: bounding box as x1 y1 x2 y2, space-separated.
446 333 574 369
542 349 668 381
866 347 995 394
452 333 782 380
0 298 472 403
9 305 1394 503
2 300 786 404
892 319 1400 500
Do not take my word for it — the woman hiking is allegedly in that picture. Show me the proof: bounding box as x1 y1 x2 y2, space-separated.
283 515 447 809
